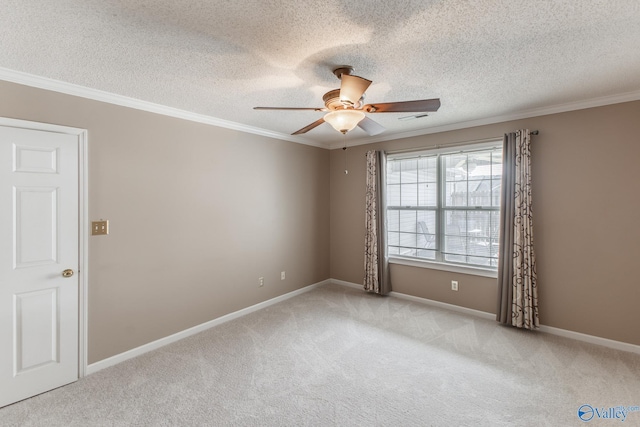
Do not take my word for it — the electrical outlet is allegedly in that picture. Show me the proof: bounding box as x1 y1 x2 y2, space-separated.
259 277 264 287
451 280 459 291
281 271 285 280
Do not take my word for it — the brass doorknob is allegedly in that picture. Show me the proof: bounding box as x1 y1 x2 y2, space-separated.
62 269 74 278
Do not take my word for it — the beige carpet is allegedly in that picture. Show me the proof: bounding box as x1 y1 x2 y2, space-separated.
2 283 639 426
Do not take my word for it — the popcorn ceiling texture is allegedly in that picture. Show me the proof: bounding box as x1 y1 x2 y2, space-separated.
1 0 639 145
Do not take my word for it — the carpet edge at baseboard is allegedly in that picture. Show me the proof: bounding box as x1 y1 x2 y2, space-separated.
86 279 332 375
87 277 638 376
330 278 640 355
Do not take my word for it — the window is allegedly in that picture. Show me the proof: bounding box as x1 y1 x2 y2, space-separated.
386 143 502 270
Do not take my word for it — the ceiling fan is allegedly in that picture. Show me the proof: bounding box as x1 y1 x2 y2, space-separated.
254 66 441 136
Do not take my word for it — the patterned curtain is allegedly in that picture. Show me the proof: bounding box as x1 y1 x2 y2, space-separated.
497 130 539 329
364 150 391 295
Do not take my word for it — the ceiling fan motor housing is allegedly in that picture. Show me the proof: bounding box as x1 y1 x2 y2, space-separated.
323 89 363 110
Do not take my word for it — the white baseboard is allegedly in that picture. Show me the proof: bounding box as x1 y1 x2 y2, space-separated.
87 277 638 375
329 278 495 320
329 278 362 291
537 325 640 355
330 279 640 355
389 291 496 321
86 279 331 375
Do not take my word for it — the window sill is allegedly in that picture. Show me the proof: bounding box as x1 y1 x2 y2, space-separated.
389 256 498 279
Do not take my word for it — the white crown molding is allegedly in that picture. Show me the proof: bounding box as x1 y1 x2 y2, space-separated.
4 67 640 152
0 67 326 149
328 89 640 149
331 279 640 355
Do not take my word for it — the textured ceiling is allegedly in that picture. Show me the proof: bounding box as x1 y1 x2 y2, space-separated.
2 0 640 147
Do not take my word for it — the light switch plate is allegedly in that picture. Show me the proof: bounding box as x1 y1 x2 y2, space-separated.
92 220 109 236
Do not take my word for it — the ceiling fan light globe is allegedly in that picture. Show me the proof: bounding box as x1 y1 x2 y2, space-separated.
324 110 365 134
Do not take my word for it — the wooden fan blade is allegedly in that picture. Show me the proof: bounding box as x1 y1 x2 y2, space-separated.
292 117 325 135
254 107 325 111
357 117 386 136
340 74 372 105
363 98 441 113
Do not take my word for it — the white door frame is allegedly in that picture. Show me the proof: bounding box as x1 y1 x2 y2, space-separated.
0 117 88 378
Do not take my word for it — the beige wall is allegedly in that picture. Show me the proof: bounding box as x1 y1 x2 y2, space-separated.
2 77 639 360
330 101 640 346
0 81 330 363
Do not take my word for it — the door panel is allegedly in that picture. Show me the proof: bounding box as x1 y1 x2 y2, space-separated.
15 287 59 373
0 125 78 407
15 187 58 267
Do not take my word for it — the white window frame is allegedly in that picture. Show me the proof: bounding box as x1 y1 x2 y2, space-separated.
386 141 502 278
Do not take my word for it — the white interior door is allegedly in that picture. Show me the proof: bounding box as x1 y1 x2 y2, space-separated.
0 125 79 407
